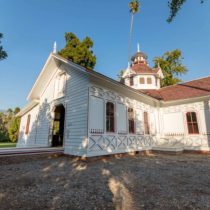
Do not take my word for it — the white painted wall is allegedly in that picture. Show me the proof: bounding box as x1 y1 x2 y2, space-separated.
17 61 90 157
159 101 210 150
87 84 156 157
17 105 39 147
124 74 160 90
17 66 61 148
62 64 89 156
17 55 210 155
163 112 185 135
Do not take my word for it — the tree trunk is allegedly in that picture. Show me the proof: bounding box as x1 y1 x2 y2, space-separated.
128 14 134 64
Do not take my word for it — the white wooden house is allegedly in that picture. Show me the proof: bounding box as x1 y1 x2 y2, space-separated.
17 49 210 157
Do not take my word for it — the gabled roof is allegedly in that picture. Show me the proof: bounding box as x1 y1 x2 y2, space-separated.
27 53 58 100
24 52 210 116
27 53 159 103
140 76 210 101
131 63 159 74
122 63 164 78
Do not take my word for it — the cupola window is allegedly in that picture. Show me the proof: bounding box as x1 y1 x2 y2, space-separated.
130 77 134 86
139 77 145 84
147 77 152 84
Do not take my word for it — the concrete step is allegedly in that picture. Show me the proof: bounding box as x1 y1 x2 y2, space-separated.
0 147 64 157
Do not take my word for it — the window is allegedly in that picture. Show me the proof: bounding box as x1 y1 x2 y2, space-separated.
130 77 134 86
106 102 115 132
139 77 145 84
128 108 135 133
147 77 152 84
186 112 199 134
25 114 31 135
144 112 150 135
54 72 66 98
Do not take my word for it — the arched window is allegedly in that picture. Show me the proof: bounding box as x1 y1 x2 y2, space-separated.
144 112 150 135
25 114 31 135
54 72 66 98
106 102 115 132
128 108 135 133
186 112 199 134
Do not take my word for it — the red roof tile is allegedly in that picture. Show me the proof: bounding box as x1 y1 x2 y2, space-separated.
140 76 210 101
131 63 159 74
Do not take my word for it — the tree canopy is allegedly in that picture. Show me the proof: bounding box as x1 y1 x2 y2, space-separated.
58 32 96 70
0 33 7 61
167 0 205 22
153 49 187 87
0 107 20 143
128 1 140 63
129 0 139 14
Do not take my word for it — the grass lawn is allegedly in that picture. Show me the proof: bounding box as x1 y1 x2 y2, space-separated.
0 142 16 148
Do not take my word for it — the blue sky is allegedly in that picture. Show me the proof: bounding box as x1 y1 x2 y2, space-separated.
0 0 210 109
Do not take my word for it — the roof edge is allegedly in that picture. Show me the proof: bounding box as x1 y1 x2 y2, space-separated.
27 53 54 101
16 100 39 117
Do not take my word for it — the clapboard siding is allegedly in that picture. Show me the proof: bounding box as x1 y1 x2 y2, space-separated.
17 105 39 147
63 64 89 156
32 67 59 147
34 102 51 147
17 66 59 148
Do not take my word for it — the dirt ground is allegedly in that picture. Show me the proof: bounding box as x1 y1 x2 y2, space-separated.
1 153 210 210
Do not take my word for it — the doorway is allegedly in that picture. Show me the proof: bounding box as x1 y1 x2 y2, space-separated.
52 104 65 147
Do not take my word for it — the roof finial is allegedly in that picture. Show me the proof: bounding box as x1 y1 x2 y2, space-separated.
53 41 57 54
137 43 140 52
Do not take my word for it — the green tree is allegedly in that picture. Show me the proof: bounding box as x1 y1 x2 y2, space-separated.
8 117 20 143
128 0 139 63
117 69 126 82
0 112 9 142
0 107 20 143
167 0 205 22
153 49 187 87
14 107 20 115
58 32 96 70
0 33 7 61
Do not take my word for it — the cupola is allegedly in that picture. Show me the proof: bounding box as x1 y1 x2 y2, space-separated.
121 44 164 90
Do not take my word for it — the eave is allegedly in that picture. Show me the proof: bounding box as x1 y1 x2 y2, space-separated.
16 99 39 117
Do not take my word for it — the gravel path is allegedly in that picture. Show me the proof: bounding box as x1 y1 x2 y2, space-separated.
1 153 210 210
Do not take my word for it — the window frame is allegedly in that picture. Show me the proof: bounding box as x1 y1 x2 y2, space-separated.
147 77 152 84
106 101 115 133
130 77 134 86
186 112 199 135
25 114 31 135
128 107 135 134
139 77 145 84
